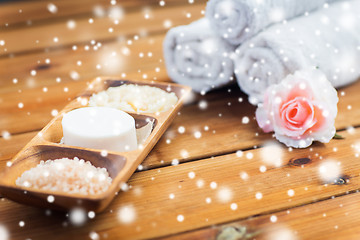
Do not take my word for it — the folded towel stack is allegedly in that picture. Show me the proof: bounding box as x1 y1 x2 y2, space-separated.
164 0 360 104
234 0 360 104
205 0 340 45
163 18 235 93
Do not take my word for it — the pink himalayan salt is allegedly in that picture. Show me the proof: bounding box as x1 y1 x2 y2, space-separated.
16 157 112 195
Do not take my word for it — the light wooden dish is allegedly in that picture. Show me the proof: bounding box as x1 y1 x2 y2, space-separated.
0 77 191 213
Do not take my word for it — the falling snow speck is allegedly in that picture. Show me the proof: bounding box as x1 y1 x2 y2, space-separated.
70 71 80 80
2 131 11 140
217 187 233 203
236 150 243 157
47 3 58 13
47 195 55 203
19 221 25 227
89 231 100 240
88 211 95 219
246 152 253 159
100 150 108 157
206 197 212 203
242 116 250 124
197 179 204 188
18 102 24 109
270 215 277 222
118 205 136 224
67 20 76 29
178 126 185 134
69 208 87 226
287 189 295 197
188 171 195 179
198 100 208 110
163 19 174 29
255 192 263 200
266 226 297 240
230 203 238 210
120 182 129 192
177 215 184 222
347 126 355 134
210 181 217 189
259 165 267 173
171 159 179 165
0 225 9 240
194 131 202 139
318 160 341 183
178 149 186 158
240 171 249 180
260 141 283 167
109 6 124 21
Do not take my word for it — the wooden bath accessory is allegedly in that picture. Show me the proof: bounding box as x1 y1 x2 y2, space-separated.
0 77 191 213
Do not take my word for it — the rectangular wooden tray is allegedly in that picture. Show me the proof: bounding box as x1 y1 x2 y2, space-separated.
0 77 191 212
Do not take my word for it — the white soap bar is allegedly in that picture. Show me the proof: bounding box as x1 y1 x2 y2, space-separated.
62 107 137 152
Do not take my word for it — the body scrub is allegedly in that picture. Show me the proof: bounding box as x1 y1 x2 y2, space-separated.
16 157 112 195
62 107 137 152
88 84 178 113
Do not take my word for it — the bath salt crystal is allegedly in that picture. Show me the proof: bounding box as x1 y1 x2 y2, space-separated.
88 84 178 113
15 157 112 195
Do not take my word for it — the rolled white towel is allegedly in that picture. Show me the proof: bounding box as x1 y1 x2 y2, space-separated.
234 0 360 105
206 0 340 45
163 18 235 93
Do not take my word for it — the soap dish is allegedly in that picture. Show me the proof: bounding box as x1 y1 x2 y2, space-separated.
0 78 191 212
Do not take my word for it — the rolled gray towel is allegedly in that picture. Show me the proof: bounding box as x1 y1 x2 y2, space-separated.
206 0 340 45
163 18 235 93
234 0 360 105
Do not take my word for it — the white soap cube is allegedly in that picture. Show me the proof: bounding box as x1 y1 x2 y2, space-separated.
62 107 137 152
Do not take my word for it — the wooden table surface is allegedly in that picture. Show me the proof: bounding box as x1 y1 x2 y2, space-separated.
1 0 360 239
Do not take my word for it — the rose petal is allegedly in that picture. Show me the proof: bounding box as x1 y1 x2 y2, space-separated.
256 104 273 132
255 68 338 148
275 132 314 148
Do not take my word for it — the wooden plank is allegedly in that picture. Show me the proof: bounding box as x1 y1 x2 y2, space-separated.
0 0 204 28
0 132 36 168
0 0 108 28
0 65 170 135
0 3 205 56
0 127 359 239
0 80 87 135
162 191 360 240
0 34 169 93
2 79 360 169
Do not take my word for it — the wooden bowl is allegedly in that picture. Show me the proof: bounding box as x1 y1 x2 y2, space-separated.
0 77 191 212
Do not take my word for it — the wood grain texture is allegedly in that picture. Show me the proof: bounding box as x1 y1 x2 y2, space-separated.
0 79 191 213
161 190 360 240
0 0 205 28
2 79 360 170
0 128 359 239
0 132 36 166
0 3 204 56
0 34 169 93
1 0 360 239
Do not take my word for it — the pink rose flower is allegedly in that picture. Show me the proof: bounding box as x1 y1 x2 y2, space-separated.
256 69 338 148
